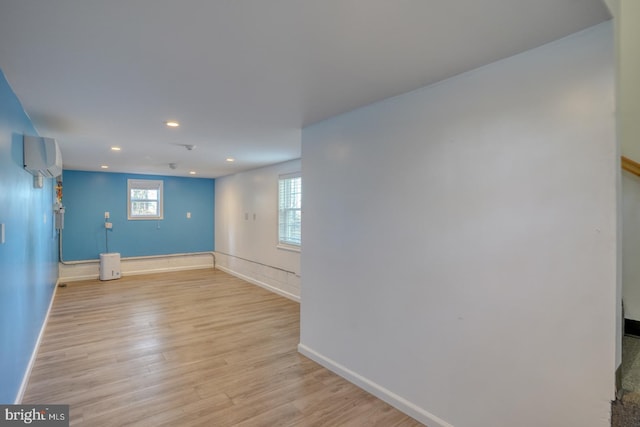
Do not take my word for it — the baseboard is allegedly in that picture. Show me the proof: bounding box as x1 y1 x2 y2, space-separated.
297 343 453 427
59 254 214 282
61 264 214 282
15 279 59 404
216 265 300 303
625 318 640 338
59 274 96 282
121 264 213 277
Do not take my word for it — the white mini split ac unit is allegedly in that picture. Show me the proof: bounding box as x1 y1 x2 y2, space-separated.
23 135 63 183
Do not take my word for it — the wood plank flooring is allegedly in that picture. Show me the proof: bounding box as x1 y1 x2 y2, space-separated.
23 269 424 426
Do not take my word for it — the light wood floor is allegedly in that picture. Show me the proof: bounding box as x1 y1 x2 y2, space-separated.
23 269 424 426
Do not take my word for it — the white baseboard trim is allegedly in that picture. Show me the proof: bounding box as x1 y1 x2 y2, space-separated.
60 273 97 282
59 254 214 282
59 264 213 282
123 264 212 277
60 264 214 282
297 343 454 427
216 265 300 303
15 279 60 404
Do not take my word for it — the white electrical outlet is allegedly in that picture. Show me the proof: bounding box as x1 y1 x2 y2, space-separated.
105 211 110 219
187 212 191 219
105 222 113 229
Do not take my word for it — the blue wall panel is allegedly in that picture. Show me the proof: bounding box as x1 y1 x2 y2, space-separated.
61 171 214 260
0 70 58 403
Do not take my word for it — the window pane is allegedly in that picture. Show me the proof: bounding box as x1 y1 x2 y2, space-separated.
131 201 158 216
131 189 158 201
128 179 163 220
278 175 301 246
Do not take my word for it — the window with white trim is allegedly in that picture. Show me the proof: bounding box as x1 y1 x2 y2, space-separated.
278 173 301 247
128 179 163 220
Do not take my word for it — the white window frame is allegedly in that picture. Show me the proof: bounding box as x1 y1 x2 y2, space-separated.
278 172 301 251
127 179 164 220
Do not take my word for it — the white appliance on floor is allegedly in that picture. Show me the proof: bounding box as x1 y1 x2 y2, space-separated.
99 253 121 281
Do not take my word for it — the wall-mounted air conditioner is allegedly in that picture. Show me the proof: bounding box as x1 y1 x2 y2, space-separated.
23 135 63 179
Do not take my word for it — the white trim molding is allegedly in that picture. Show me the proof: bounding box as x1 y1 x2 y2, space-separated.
216 264 300 303
59 253 214 282
214 251 300 302
15 280 60 404
297 343 454 427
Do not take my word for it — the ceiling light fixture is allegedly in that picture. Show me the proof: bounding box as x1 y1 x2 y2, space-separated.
226 158 235 162
111 146 121 151
101 165 109 169
189 171 196 175
165 120 180 127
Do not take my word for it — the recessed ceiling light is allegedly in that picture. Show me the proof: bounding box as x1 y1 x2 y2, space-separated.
111 146 121 151
189 171 196 175
165 120 180 127
226 158 235 162
101 165 109 169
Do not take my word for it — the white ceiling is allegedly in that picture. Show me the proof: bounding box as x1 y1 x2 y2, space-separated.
0 1 610 178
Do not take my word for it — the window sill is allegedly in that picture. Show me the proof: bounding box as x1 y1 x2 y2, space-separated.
128 217 164 221
277 244 301 253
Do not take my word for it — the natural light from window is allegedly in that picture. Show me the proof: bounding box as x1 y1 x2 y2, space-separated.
278 173 301 248
128 179 164 220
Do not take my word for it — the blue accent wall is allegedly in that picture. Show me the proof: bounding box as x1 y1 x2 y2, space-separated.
0 70 58 403
62 170 214 260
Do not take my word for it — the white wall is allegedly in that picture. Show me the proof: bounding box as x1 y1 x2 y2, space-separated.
623 171 640 321
606 0 640 364
300 22 616 427
615 0 640 328
618 0 640 160
215 159 301 301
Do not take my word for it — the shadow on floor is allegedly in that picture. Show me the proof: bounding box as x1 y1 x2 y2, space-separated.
612 336 640 427
612 392 640 427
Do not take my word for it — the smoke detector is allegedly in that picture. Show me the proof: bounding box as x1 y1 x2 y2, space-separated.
169 143 197 151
